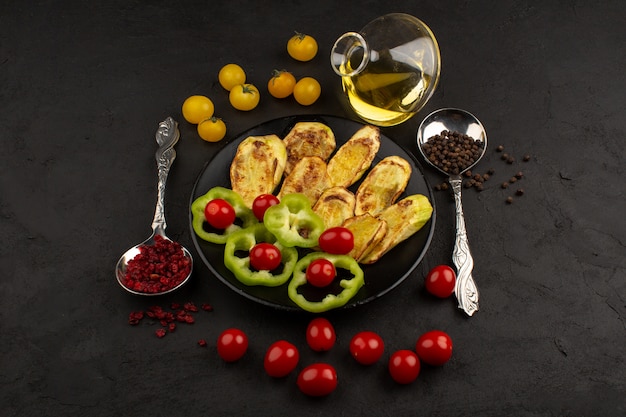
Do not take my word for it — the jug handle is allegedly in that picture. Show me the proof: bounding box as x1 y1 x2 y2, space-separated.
330 32 370 77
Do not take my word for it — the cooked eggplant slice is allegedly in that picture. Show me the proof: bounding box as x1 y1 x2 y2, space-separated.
230 134 287 207
327 125 380 187
277 156 332 206
312 186 356 228
355 155 412 216
282 122 336 175
342 213 388 263
360 194 433 264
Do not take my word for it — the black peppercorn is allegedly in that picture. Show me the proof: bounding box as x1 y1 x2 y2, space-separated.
506 196 513 204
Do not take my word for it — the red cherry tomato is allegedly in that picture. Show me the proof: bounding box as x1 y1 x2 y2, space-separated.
388 349 421 384
264 340 300 378
217 328 248 362
252 194 280 221
318 227 354 254
415 330 453 366
349 331 385 365
204 199 236 229
306 317 336 351
305 258 336 287
425 265 456 298
249 243 282 271
297 363 337 397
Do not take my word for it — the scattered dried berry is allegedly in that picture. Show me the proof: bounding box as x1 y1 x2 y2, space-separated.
128 311 144 325
156 328 167 338
201 303 214 312
198 339 208 347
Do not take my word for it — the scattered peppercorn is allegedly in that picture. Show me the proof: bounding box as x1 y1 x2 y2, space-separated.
523 154 531 162
487 168 495 175
501 182 509 189
516 188 525 196
509 177 517 183
483 173 490 181
506 196 514 204
515 171 524 179
506 156 515 164
501 153 509 161
496 145 504 152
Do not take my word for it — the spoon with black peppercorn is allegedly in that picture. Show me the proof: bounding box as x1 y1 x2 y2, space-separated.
115 117 193 296
416 108 486 316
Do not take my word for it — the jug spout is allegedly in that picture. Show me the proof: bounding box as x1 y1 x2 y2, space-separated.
330 32 370 77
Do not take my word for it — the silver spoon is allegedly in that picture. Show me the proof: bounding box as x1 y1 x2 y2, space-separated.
417 108 486 316
115 117 193 296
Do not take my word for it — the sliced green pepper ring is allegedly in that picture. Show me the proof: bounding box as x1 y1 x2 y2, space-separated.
288 252 365 313
263 193 325 248
224 223 298 287
191 186 258 244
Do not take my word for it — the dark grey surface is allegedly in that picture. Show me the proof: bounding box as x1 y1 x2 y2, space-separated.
1 1 624 416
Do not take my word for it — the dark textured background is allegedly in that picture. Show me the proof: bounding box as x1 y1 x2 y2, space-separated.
1 1 624 416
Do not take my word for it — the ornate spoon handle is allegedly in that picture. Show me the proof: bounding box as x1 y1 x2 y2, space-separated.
449 177 480 316
151 117 180 235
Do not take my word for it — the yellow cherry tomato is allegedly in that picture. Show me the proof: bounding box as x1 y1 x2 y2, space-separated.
229 84 260 111
287 32 318 62
182 95 214 124
197 117 227 142
293 77 321 106
267 70 297 99
218 64 246 91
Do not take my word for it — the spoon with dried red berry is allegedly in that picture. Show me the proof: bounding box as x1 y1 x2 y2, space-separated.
417 108 486 316
115 117 193 296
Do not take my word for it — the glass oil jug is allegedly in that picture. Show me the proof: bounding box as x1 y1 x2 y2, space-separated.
331 13 441 127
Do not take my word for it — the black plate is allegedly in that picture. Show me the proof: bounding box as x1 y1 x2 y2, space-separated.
189 115 436 311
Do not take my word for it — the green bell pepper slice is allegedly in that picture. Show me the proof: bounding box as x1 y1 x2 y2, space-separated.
191 186 258 244
224 223 298 287
288 252 365 313
263 193 325 248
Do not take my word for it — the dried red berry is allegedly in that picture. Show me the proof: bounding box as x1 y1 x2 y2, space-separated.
198 339 207 347
122 235 191 294
201 303 214 312
155 328 167 338
184 302 199 312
